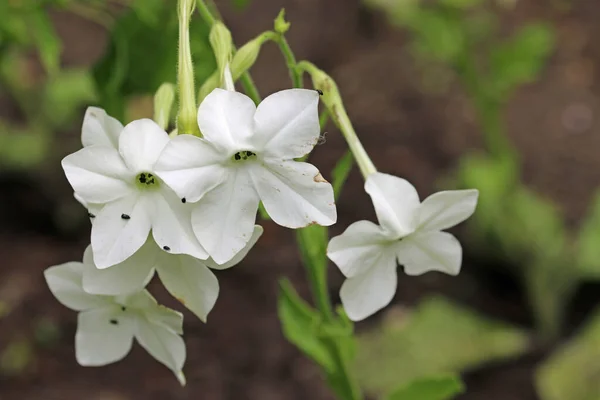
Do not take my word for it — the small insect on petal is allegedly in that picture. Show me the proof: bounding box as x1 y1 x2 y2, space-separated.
121 214 131 220
181 198 186 204
163 246 171 251
110 319 118 325
316 89 323 95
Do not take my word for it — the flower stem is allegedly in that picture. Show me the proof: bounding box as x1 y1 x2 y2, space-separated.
276 35 303 88
296 61 376 179
177 0 201 136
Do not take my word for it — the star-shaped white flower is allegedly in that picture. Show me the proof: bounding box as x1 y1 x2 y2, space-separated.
62 108 208 268
327 172 478 322
80 225 263 322
154 88 337 264
44 261 187 384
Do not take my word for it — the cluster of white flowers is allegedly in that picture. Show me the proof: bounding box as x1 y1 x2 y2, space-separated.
46 88 335 381
45 83 478 381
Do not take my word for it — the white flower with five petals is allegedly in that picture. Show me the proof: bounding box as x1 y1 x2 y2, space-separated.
62 109 208 268
81 226 263 322
154 88 337 264
44 261 187 384
327 172 478 322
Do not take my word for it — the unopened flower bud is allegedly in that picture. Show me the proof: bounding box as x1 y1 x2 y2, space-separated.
153 83 176 131
274 9 291 34
209 21 233 85
177 0 200 136
230 32 275 80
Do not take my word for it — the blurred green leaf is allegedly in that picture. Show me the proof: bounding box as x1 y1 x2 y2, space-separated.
536 306 600 400
438 0 483 10
278 279 335 372
385 375 465 400
231 0 251 11
489 23 554 99
0 339 34 376
131 0 164 25
332 151 353 201
42 69 97 127
409 9 466 63
29 9 61 76
354 296 529 396
576 190 600 278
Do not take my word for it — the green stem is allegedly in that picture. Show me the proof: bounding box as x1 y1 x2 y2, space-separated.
276 35 303 88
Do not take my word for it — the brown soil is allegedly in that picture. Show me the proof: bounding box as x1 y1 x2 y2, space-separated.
2 0 600 399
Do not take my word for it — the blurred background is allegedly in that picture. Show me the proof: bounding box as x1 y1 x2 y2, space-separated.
1 0 599 399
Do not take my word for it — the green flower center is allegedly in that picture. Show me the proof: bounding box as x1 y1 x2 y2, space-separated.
231 150 257 162
135 172 160 190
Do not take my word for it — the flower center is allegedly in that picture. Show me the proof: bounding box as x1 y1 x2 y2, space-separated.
135 172 160 190
231 150 257 162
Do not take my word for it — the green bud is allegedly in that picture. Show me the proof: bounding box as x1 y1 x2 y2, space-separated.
177 0 200 136
230 32 275 81
297 61 377 179
197 71 219 104
209 21 233 85
274 9 291 34
153 83 176 131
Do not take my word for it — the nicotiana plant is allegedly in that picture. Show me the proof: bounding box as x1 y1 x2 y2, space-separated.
44 1 478 398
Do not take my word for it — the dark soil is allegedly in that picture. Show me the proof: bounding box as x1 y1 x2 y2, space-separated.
1 0 600 399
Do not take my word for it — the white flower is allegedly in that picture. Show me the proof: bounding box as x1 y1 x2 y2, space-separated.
81 225 263 322
62 109 208 268
44 261 187 385
327 172 478 322
154 88 337 264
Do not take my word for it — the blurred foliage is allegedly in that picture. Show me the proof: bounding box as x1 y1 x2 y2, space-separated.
536 307 600 400
384 375 464 400
353 296 529 397
365 0 600 346
0 338 34 376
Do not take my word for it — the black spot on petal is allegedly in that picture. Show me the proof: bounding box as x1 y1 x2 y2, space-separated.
163 246 170 251
181 198 186 204
121 214 130 220
110 319 118 325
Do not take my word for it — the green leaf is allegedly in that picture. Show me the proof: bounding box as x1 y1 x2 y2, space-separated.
409 9 466 63
354 296 529 397
331 151 353 201
130 0 164 26
385 375 465 400
296 223 328 272
489 23 554 99
536 306 600 400
29 9 61 76
277 279 335 372
576 190 600 278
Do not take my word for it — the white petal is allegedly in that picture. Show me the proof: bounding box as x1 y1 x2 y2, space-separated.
154 134 228 203
150 189 208 259
91 194 152 268
417 189 479 232
204 225 263 270
253 89 320 158
396 231 463 276
191 168 259 264
339 251 398 322
81 107 123 149
251 161 336 228
82 240 157 295
365 172 420 238
155 254 219 322
135 316 186 384
74 192 103 217
75 307 135 366
44 261 112 311
197 88 256 150
327 220 393 278
62 146 133 204
118 119 169 172
146 303 184 335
